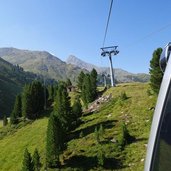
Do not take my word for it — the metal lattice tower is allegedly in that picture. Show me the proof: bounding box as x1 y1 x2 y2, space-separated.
101 46 119 87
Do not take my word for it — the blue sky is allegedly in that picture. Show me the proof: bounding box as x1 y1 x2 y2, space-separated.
0 0 171 73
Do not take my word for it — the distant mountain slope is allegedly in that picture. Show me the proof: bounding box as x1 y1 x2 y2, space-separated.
0 48 87 83
67 55 150 83
0 57 40 117
0 47 150 84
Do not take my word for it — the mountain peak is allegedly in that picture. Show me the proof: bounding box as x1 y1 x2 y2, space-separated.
66 55 99 72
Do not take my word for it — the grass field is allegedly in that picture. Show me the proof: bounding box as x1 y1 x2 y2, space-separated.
0 118 48 170
0 83 157 171
62 83 156 171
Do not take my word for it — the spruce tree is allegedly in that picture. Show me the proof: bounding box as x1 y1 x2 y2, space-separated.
10 111 17 124
22 148 33 171
72 97 82 120
99 124 105 139
48 85 55 101
86 74 94 102
90 68 98 99
22 81 45 119
149 48 163 94
53 83 72 130
33 148 41 171
81 76 88 108
46 114 64 168
10 94 22 124
118 123 132 150
77 71 85 91
14 94 22 117
81 74 93 106
22 84 32 119
30 81 44 118
94 126 100 143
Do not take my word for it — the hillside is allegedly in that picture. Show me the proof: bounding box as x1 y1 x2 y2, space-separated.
0 47 87 83
67 55 150 83
0 57 40 117
0 83 156 170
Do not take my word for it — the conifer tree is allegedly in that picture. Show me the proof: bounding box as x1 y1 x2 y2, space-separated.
81 74 93 106
46 114 64 168
81 77 88 108
10 110 17 124
86 74 94 102
90 68 98 99
53 83 72 130
22 81 45 119
48 85 55 101
95 126 100 143
72 97 82 120
22 84 32 119
22 148 33 171
33 148 41 171
77 71 85 91
14 94 22 117
149 48 163 94
30 81 44 118
10 94 22 124
99 124 105 139
118 123 132 150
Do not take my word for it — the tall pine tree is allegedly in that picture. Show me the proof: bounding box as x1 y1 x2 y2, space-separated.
90 68 98 99
10 94 22 124
149 48 163 94
30 81 44 118
22 84 32 119
72 97 82 121
81 74 93 106
53 83 72 130
22 81 45 119
77 71 85 91
22 148 34 171
48 85 55 101
81 75 88 108
33 148 41 171
46 114 64 168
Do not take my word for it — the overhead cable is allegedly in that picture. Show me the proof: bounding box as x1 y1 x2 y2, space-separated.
102 0 114 47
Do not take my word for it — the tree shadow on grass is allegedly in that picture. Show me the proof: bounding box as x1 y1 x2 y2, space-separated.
97 87 107 97
104 157 123 170
134 137 148 142
62 155 123 170
63 155 98 170
83 111 94 117
68 119 117 141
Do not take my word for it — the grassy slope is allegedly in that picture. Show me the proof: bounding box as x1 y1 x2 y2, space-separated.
62 83 156 171
0 83 156 171
0 118 48 171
